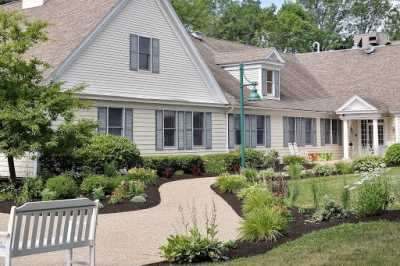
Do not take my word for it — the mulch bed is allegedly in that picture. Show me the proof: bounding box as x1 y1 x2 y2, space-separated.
0 174 212 215
145 187 400 265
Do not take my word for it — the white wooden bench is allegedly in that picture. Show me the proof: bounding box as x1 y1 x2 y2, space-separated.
0 198 99 266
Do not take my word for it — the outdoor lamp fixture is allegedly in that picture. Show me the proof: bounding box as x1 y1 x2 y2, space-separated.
239 63 262 169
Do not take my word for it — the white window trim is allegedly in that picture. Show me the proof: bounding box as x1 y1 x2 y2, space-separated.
264 70 280 99
102 107 126 137
162 110 178 149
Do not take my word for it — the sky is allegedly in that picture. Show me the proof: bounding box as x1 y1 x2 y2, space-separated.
261 0 285 7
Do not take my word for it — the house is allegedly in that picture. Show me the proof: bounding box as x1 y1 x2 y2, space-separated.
0 0 399 178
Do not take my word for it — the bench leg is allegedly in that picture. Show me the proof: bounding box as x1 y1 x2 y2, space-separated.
89 244 95 266
65 248 73 266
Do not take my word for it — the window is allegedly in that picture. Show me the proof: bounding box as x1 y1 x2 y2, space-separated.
332 119 338 144
139 36 151 71
305 118 313 145
164 111 176 147
193 112 205 146
361 120 384 147
378 119 384 146
256 116 265 146
108 108 123 136
323 119 342 145
263 69 280 98
130 34 160 73
325 119 331 144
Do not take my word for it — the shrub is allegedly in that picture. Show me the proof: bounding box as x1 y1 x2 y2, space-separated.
143 155 202 177
202 154 227 175
128 168 158 185
385 144 400 166
313 164 335 177
288 163 303 179
215 174 247 193
355 178 392 216
239 207 289 242
0 184 17 201
282 155 305 166
287 182 300 207
38 120 97 178
264 175 289 198
264 150 279 169
352 155 385 173
17 177 43 205
160 205 230 263
92 187 106 201
80 175 112 197
257 169 275 180
312 196 348 222
109 180 146 204
41 188 57 201
341 185 351 211
237 183 268 200
242 189 281 214
241 168 258 182
77 134 142 173
335 162 354 175
45 174 79 200
104 161 118 177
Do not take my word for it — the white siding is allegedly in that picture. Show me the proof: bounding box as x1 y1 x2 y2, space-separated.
59 0 224 105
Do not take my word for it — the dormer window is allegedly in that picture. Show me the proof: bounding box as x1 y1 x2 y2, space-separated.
262 69 280 99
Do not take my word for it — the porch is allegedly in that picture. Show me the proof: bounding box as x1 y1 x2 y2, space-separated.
337 96 400 160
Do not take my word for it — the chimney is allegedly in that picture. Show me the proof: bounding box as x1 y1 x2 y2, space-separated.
22 0 46 9
353 32 391 49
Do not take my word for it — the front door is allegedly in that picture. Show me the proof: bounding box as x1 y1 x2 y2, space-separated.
360 120 384 154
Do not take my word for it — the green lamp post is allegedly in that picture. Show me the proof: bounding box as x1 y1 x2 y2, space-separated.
239 63 262 169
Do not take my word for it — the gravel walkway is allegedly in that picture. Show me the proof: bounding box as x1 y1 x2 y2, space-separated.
0 177 241 266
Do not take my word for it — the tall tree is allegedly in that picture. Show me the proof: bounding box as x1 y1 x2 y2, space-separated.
0 10 85 183
269 3 322 52
349 0 392 34
386 6 400 40
214 0 276 46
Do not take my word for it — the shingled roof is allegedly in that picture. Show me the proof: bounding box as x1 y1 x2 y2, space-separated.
193 36 400 113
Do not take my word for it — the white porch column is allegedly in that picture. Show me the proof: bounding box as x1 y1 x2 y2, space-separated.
373 119 379 154
395 115 400 143
343 119 350 160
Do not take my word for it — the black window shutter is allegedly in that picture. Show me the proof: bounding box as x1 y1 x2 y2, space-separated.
205 112 212 149
124 108 133 141
283 116 289 147
338 120 343 145
177 111 185 150
245 115 251 148
274 71 280 98
295 117 305 146
185 111 193 150
228 114 235 149
155 110 163 151
311 118 317 146
320 119 326 146
97 107 107 134
152 38 160 73
251 115 257 148
130 34 139 71
266 116 271 148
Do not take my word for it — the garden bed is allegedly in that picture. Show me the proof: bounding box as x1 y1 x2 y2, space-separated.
0 174 211 214
211 185 400 259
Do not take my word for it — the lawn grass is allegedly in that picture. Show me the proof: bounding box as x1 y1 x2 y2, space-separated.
206 221 400 266
288 167 400 209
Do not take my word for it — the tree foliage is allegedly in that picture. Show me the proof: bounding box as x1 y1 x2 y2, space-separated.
0 10 86 183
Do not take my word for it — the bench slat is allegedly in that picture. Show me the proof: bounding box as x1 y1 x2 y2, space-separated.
77 209 85 242
47 211 56 246
12 214 23 251
30 213 40 249
54 210 63 245
84 208 93 241
38 211 48 248
62 211 71 244
22 214 31 250
70 209 78 243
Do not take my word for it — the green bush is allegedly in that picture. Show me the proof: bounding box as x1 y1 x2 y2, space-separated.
202 154 227 175
352 155 385 173
385 144 400 166
312 196 348 222
239 207 289 242
265 150 279 169
17 177 43 205
335 162 354 175
0 184 17 201
143 155 202 177
77 134 142 173
41 188 57 201
127 167 158 185
257 169 275 180
242 189 281 214
215 174 247 193
313 164 335 177
223 149 270 171
355 178 392 216
45 174 79 200
237 183 268 200
80 175 112 197
104 161 118 177
109 180 146 204
288 163 303 179
282 155 305 166
241 168 258 182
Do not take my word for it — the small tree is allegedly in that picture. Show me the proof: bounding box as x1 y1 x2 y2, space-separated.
0 10 85 184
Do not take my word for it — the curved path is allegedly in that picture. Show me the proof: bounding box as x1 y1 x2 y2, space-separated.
0 177 241 266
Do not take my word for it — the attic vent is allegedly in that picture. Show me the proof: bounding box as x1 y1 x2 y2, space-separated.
22 0 46 9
